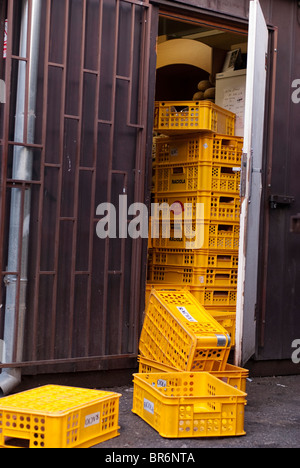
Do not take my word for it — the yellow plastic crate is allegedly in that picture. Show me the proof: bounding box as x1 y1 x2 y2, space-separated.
151 219 206 250
154 102 236 135
154 133 243 165
154 193 241 223
132 372 247 438
139 290 231 372
0 385 121 448
154 162 241 194
145 286 238 330
145 287 237 328
151 220 240 251
151 248 238 269
148 265 238 288
191 287 237 307
205 222 240 250
137 356 249 392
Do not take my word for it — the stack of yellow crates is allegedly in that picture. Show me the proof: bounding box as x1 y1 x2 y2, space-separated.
134 289 248 438
147 100 244 346
134 101 249 439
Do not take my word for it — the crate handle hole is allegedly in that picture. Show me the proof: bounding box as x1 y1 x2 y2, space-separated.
218 225 233 232
221 167 235 174
219 197 235 204
221 139 234 147
217 255 231 262
4 436 30 448
172 167 184 174
215 274 230 280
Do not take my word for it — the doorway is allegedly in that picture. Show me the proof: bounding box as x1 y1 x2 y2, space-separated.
146 1 269 367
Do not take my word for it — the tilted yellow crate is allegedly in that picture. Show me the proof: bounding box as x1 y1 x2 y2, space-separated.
139 290 231 372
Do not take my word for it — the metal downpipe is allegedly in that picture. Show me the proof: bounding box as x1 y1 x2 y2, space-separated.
0 0 42 396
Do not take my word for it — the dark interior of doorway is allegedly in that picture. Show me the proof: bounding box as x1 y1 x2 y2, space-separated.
155 16 248 101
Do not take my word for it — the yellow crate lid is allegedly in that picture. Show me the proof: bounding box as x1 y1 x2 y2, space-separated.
0 385 121 416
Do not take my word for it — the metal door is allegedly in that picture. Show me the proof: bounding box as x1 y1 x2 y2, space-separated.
235 0 268 366
0 0 152 379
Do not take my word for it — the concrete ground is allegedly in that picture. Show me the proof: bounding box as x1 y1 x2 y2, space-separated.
94 374 300 449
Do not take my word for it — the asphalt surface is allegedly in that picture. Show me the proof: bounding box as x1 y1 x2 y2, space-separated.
94 374 300 450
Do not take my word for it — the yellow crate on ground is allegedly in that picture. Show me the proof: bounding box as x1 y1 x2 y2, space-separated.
154 192 241 224
132 372 247 438
151 220 240 251
154 162 241 195
154 133 243 166
154 101 236 135
139 289 231 372
148 264 238 288
137 356 249 392
0 385 121 448
151 248 239 269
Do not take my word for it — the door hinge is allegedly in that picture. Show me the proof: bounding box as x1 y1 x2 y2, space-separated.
239 153 248 198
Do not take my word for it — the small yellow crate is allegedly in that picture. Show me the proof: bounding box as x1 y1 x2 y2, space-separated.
132 372 247 438
148 265 238 288
154 133 243 165
154 101 236 135
137 356 249 392
154 162 241 195
139 290 231 372
151 220 240 251
0 385 121 448
151 248 239 269
153 193 241 224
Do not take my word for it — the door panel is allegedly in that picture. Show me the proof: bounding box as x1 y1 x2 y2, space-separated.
235 0 268 366
0 0 153 372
